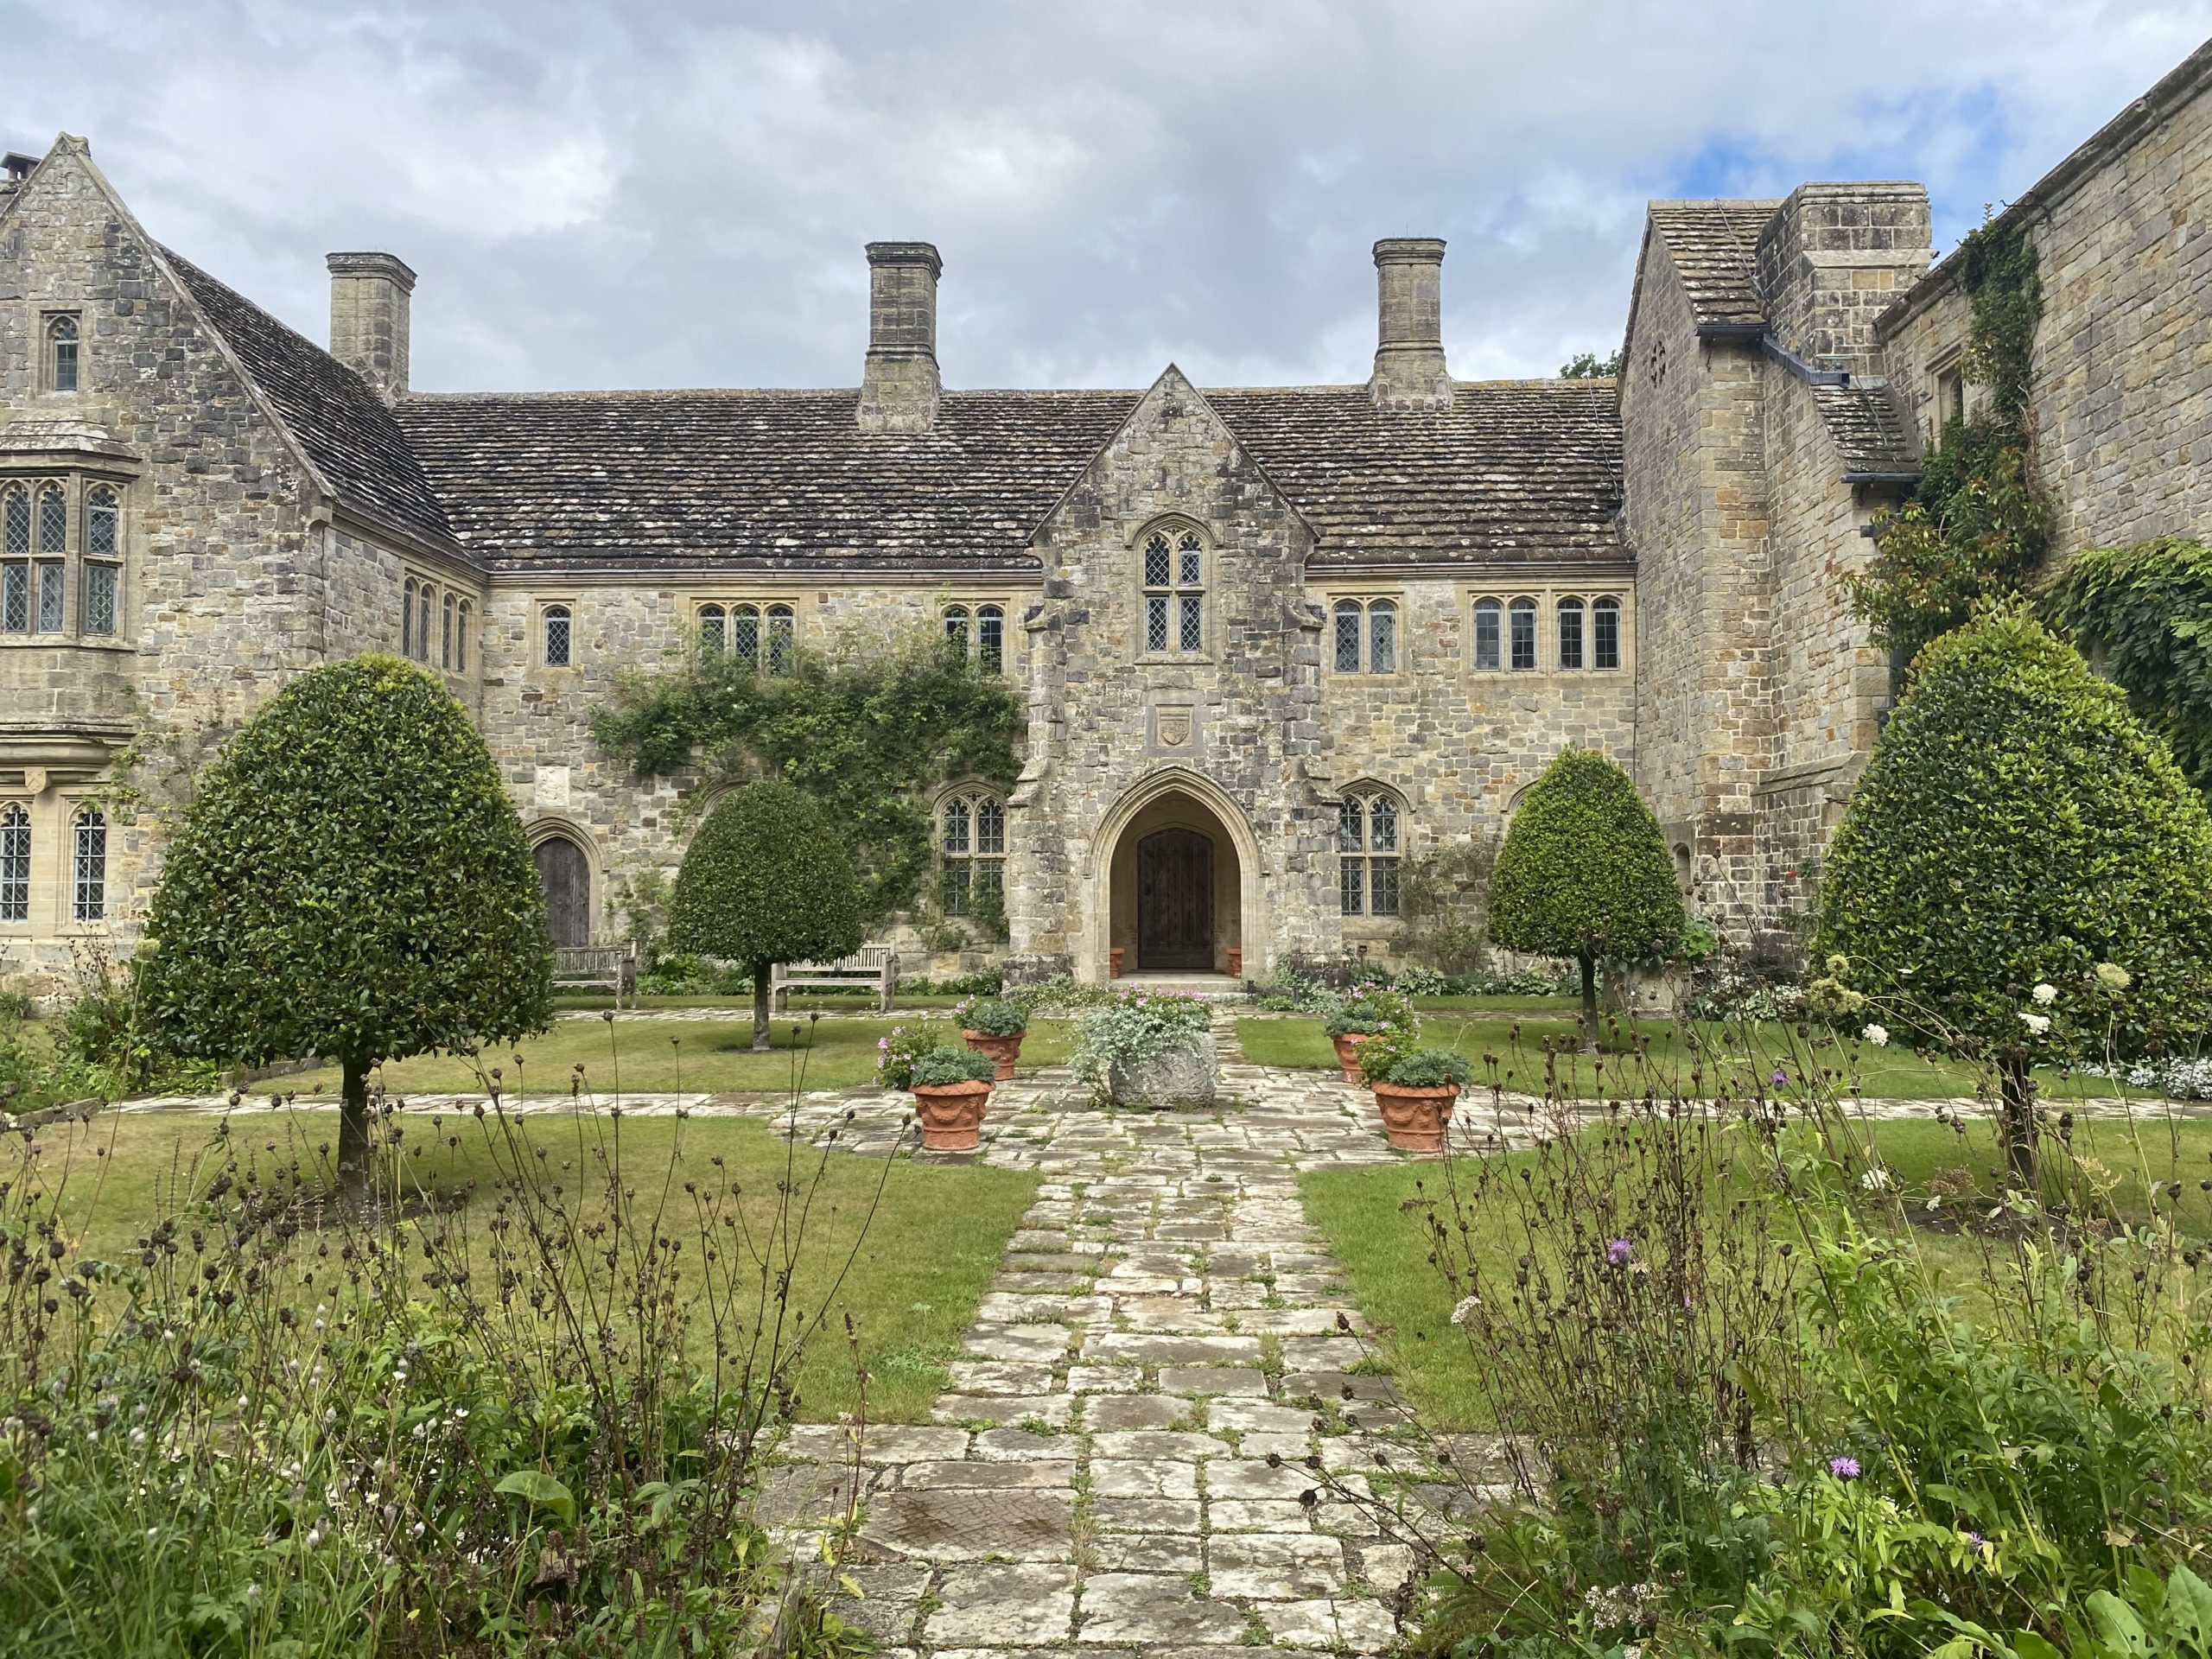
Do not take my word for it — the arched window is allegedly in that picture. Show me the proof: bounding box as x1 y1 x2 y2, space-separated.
1337 789 1402 917
943 604 969 653
417 583 434 663
1332 598 1400 674
30 485 67 633
1557 597 1586 671
48 317 79 392
454 601 470 671
1333 599 1362 672
1473 598 1502 671
441 593 455 670
940 788 1006 917
82 484 119 638
765 604 794 674
1369 600 1396 674
1593 596 1622 671
0 804 28 922
729 603 760 666
697 602 726 653
2 486 28 635
1509 597 1538 671
543 603 572 667
402 577 416 657
976 604 1004 675
533 834 591 947
72 806 105 923
1141 528 1205 655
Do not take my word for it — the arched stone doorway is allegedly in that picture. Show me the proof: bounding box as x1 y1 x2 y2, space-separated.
1106 787 1244 976
533 834 593 946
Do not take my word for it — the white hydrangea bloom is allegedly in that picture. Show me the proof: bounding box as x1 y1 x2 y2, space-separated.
2031 982 2058 1006
2020 1011 2052 1035
1862 1023 1889 1048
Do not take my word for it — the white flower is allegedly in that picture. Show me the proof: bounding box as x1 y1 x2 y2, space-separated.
2020 1012 2052 1035
1449 1295 1481 1325
1860 1166 1892 1192
2031 982 2058 1007
2095 962 2133 991
1862 1024 1890 1048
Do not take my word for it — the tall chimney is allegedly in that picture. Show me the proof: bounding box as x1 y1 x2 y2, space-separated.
858 241 942 433
326 251 416 401
1369 237 1452 409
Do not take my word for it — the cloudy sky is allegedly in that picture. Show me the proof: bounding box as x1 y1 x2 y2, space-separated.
7 1 2209 392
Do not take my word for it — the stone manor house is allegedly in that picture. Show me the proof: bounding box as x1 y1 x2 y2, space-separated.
2 40 2209 997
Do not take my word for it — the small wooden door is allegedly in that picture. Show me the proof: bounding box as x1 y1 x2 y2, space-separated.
1136 828 1213 970
534 836 591 946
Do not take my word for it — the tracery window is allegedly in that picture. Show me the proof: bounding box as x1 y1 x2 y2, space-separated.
696 601 791 671
402 577 416 657
543 603 572 667
72 806 105 924
0 804 28 923
1592 597 1622 671
48 317 79 393
83 486 118 635
1509 597 1538 671
441 593 455 670
1557 597 1585 671
698 603 726 653
1472 598 1502 671
940 788 1006 918
943 602 1007 674
1141 528 1205 655
1338 789 1402 917
765 604 794 674
1332 598 1398 674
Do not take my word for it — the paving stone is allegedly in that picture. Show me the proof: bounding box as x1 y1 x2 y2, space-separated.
899 1459 1077 1489
1082 1333 1263 1365
1207 1532 1346 1598
1091 1458 1199 1498
945 1360 1059 1395
1089 1532 1207 1573
1065 1363 1142 1392
1207 1497 1316 1532
924 1563 1078 1646
1089 1430 1221 1461
965 1325 1077 1362
1159 1364 1268 1396
1076 1574 1250 1645
1205 1459 1321 1500
971 1426 1078 1461
934 1394 1076 1427
1084 1393 1194 1432
1090 1496 1205 1532
1206 1400 1319 1433
1281 1337 1370 1370
830 1562 932 1642
861 1488 1075 1562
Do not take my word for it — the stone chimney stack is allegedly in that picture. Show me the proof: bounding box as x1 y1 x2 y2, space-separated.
1369 238 1452 409
1753 183 1934 374
858 241 943 433
326 251 416 401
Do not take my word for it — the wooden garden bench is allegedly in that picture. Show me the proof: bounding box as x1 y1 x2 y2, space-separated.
772 944 899 1014
553 942 639 1008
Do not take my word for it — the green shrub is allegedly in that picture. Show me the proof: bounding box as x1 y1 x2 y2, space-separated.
1813 604 2212 1182
1325 988 1415 1039
907 1045 997 1088
876 1017 952 1090
957 997 1027 1037
665 780 868 1052
1368 1046 1473 1089
1487 747 1684 1043
140 656 551 1185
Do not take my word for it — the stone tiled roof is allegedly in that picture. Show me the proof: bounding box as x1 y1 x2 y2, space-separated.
1810 384 1921 479
160 248 454 547
1646 200 1780 328
394 380 1624 570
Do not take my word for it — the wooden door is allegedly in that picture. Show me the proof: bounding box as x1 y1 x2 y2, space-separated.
1136 828 1213 970
534 836 591 946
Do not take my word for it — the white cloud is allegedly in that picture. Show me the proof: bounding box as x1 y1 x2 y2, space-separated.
5 0 2207 391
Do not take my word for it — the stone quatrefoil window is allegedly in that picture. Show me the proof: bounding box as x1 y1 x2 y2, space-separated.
401 575 470 671
1471 594 1620 671
0 804 28 923
1332 598 1398 674
943 604 1006 674
2 478 123 639
1338 789 1402 917
939 789 1005 917
1141 529 1205 655
697 602 795 674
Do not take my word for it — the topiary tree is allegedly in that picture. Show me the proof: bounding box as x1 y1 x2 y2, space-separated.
142 656 552 1192
1486 747 1684 1046
1814 604 2212 1185
664 780 868 1052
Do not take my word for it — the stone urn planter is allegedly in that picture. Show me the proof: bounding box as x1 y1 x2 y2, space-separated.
911 1077 994 1152
1331 1032 1377 1084
1372 1081 1459 1153
962 1027 1025 1082
1106 1028 1218 1108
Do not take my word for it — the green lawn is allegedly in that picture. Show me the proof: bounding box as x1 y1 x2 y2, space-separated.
1303 1115 2212 1430
555 991 970 1012
262 1014 1073 1100
1239 1013 2145 1103
22 1105 1036 1422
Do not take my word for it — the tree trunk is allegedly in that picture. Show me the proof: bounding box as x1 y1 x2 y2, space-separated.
336 1053 372 1204
1999 1054 2038 1190
752 962 772 1053
1579 951 1599 1052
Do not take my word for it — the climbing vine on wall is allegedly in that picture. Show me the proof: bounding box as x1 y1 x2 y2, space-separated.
2040 537 2212 799
1850 219 2051 665
592 621 1024 923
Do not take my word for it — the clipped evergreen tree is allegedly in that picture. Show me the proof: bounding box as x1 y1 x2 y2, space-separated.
1487 747 1684 1045
665 780 868 1052
1814 604 2212 1185
142 656 552 1190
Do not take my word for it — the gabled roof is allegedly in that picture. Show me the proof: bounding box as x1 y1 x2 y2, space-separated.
158 248 454 548
1643 199 1779 329
1809 384 1919 480
394 380 1624 571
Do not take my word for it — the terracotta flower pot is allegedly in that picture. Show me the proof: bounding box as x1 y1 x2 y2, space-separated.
1109 947 1125 979
911 1077 994 1152
1371 1081 1459 1153
1227 948 1243 978
1332 1031 1378 1084
963 1027 1025 1082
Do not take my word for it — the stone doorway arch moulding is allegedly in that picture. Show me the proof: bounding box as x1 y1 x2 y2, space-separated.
1079 766 1269 983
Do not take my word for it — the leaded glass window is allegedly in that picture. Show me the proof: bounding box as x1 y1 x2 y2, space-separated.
1332 598 1400 674
36 486 65 555
0 804 28 923
2 563 25 634
543 604 571 667
83 561 117 636
3 487 28 556
417 584 433 662
402 577 416 657
455 601 470 671
941 788 1006 917
1509 598 1538 671
86 486 118 556
730 603 760 665
36 562 63 632
1473 598 1501 671
1141 528 1205 656
1368 601 1396 674
1593 597 1621 671
1557 597 1585 671
1337 790 1403 917
1334 601 1362 672
698 603 726 652
944 604 969 652
977 605 1004 674
442 593 455 669
766 604 794 674
49 317 79 392
73 807 105 923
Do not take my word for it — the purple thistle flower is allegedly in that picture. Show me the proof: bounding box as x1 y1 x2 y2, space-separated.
1606 1238 1632 1267
1828 1456 1860 1480
1771 1070 1790 1087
